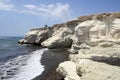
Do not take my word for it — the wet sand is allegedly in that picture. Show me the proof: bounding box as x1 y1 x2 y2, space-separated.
32 49 69 80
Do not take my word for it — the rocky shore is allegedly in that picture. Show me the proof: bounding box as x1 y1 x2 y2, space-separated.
32 49 69 80
19 12 120 80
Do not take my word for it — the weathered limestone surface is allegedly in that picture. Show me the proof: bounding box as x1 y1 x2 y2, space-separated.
70 12 120 53
57 59 120 80
57 61 81 80
19 12 120 80
41 28 74 48
18 27 52 44
56 12 120 80
18 19 78 48
19 12 120 48
58 47 120 80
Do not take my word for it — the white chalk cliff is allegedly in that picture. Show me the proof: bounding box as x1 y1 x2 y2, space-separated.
19 12 120 80
41 27 74 48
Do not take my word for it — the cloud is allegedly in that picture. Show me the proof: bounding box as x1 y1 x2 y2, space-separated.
23 3 72 20
0 1 72 21
24 5 37 9
0 0 14 11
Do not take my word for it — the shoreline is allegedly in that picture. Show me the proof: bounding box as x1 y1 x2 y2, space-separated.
33 66 64 80
33 49 69 80
18 12 120 80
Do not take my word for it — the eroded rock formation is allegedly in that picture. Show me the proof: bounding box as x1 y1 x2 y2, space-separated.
70 12 120 53
18 19 78 48
19 12 120 49
18 27 52 45
41 28 73 48
19 12 120 80
57 47 120 80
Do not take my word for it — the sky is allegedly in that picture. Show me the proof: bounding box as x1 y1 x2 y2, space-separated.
0 0 120 36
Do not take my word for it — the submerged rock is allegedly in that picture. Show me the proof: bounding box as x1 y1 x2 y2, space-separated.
18 39 25 44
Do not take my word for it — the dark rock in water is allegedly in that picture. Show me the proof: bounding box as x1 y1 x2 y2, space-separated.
11 67 17 70
7 72 15 76
6 70 13 73
1 75 12 80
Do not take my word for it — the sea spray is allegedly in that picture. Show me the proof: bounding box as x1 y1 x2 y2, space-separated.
3 48 48 80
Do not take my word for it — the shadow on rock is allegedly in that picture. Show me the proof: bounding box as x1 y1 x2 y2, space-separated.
90 56 120 66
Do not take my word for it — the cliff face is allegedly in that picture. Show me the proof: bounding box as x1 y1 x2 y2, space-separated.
57 12 120 80
19 12 120 48
18 18 78 47
19 12 120 80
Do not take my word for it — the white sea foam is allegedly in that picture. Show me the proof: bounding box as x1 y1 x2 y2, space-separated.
9 48 48 80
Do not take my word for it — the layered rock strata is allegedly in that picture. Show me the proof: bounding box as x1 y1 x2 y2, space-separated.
19 12 120 80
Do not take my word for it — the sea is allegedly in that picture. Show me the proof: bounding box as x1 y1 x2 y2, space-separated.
0 36 69 80
0 36 47 80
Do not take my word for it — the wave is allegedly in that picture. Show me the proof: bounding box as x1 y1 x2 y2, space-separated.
0 48 48 80
0 36 7 39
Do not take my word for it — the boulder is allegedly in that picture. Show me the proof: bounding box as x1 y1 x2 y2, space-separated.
18 39 25 44
57 61 81 80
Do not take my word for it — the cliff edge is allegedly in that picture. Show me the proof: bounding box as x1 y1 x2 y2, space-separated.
19 12 120 80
